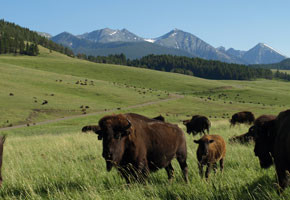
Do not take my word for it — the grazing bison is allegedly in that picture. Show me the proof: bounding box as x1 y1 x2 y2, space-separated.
253 110 290 192
229 115 276 144
0 136 6 186
183 115 211 136
230 111 255 126
194 135 226 179
95 113 188 183
152 115 165 122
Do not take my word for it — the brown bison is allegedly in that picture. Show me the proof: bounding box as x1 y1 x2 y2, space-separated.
229 129 254 144
95 113 188 183
82 125 102 139
183 115 211 136
0 136 6 186
194 135 226 179
230 111 255 126
229 115 276 144
253 110 290 192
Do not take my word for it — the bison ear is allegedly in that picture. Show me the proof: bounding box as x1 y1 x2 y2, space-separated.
194 140 200 144
95 129 103 140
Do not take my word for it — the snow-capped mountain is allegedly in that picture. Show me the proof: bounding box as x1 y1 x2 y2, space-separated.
51 28 288 64
241 43 287 64
77 28 144 43
148 29 244 63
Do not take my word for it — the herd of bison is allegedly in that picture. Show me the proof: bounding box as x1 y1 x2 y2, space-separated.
0 109 290 194
81 110 290 193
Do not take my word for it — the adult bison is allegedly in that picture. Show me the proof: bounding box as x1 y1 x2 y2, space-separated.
229 115 276 144
95 113 188 183
183 115 211 136
253 110 290 192
0 136 6 186
230 111 255 126
229 127 254 144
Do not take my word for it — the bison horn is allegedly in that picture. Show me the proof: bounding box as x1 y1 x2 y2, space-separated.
123 118 132 130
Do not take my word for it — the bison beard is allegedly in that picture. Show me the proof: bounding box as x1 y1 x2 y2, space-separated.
96 113 188 183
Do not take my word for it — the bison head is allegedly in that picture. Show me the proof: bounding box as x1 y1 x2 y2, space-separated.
253 119 276 169
97 114 132 171
194 138 214 162
183 120 192 134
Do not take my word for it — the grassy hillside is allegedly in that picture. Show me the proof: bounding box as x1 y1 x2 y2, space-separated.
0 47 290 199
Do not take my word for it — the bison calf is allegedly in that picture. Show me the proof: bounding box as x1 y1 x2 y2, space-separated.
194 135 226 179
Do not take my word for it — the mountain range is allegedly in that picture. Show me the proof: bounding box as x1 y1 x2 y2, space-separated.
51 28 288 64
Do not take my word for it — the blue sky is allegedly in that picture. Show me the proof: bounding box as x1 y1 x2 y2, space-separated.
1 0 289 56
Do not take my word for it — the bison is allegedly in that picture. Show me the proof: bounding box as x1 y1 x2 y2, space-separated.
0 135 6 187
194 135 226 179
95 113 188 183
230 111 255 126
253 110 290 192
183 115 211 136
229 115 276 144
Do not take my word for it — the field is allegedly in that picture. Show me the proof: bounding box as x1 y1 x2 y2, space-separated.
0 48 290 199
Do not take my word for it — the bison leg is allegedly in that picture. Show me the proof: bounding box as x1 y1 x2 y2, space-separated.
276 166 289 192
176 154 188 182
220 158 224 172
198 162 204 178
213 162 218 174
205 163 212 179
165 163 174 180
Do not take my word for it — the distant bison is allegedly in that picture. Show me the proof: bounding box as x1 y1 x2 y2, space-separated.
194 135 226 179
95 113 188 183
183 115 211 136
0 136 6 187
152 115 165 122
230 111 255 126
253 110 290 192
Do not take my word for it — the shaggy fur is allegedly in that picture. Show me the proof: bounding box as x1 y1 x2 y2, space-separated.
96 113 188 183
194 135 226 179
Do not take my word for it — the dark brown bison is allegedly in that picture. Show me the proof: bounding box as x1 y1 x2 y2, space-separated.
0 136 6 186
230 111 255 126
194 135 226 179
253 110 290 192
229 115 276 144
82 125 100 133
183 115 211 136
95 113 188 183
152 115 165 122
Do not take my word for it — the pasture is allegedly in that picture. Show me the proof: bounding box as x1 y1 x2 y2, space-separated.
0 48 290 199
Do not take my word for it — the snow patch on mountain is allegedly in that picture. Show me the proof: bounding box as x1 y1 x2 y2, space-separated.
144 39 155 43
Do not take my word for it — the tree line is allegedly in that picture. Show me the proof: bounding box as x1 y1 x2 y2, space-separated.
0 19 74 56
78 53 278 81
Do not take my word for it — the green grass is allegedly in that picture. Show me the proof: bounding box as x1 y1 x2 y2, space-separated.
0 47 290 199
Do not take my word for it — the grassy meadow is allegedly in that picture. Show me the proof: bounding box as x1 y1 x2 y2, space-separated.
1 48 290 199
